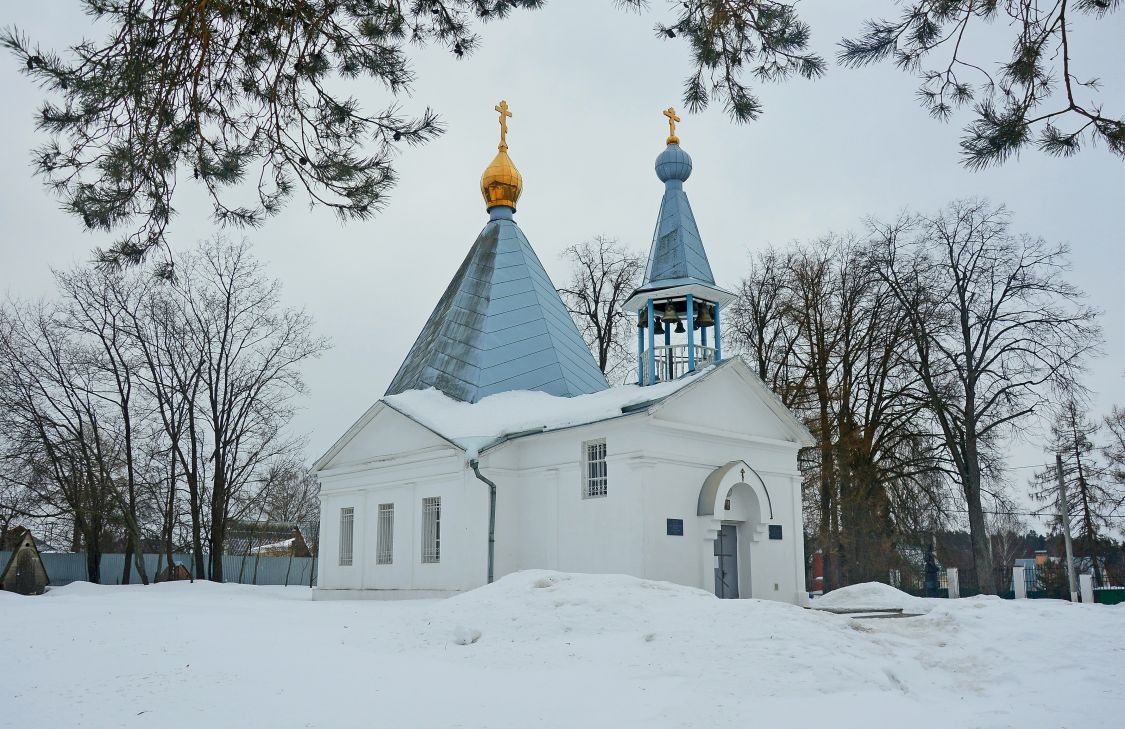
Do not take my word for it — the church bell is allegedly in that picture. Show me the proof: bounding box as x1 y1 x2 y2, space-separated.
695 302 714 329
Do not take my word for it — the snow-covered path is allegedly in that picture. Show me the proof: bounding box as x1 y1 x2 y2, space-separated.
3 572 1122 728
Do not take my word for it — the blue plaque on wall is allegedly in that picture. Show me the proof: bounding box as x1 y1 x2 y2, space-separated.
666 518 684 536
769 524 783 540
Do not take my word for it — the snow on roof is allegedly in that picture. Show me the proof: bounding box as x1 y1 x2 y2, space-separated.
383 364 714 454
250 538 295 554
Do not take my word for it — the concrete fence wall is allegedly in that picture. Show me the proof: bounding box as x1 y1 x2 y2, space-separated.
0 551 317 587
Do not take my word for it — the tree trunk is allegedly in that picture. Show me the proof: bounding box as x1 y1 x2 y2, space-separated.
209 466 227 582
85 538 102 584
962 469 996 594
165 454 177 581
185 470 206 579
121 535 133 585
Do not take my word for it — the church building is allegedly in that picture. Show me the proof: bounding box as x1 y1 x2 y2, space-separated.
313 103 814 604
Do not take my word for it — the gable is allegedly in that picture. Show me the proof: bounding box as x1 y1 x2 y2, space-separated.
315 403 458 472
650 361 812 446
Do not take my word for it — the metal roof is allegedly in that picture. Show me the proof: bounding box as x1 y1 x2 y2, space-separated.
636 144 717 294
385 207 609 403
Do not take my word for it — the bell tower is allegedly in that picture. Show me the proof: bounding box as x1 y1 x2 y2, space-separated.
624 108 734 386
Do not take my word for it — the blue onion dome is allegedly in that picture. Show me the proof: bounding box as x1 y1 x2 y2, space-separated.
655 143 693 183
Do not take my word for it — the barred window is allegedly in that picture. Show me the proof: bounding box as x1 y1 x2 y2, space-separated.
583 439 608 498
338 507 354 567
376 503 394 565
421 496 441 564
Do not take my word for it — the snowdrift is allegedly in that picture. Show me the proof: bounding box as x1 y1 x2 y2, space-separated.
811 581 936 612
3 571 1122 729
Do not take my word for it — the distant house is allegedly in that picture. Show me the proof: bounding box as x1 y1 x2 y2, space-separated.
1 526 50 595
249 529 311 558
228 522 312 558
1013 551 1105 593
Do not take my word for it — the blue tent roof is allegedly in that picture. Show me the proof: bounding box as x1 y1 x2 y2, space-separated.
385 207 609 403
634 144 717 295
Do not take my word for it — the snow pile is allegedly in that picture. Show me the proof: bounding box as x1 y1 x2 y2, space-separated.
812 581 936 613
3 571 1124 728
383 367 710 449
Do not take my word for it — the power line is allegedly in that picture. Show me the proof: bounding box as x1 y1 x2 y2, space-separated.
942 507 1122 519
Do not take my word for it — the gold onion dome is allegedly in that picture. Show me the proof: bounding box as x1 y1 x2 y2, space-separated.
481 100 523 211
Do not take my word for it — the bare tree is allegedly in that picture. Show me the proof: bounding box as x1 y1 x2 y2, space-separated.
558 237 644 383
783 240 845 587
0 301 125 583
55 268 152 584
728 247 802 406
256 461 320 526
0 237 328 583
178 239 328 581
987 493 1029 581
731 237 945 589
118 269 211 578
871 199 1102 593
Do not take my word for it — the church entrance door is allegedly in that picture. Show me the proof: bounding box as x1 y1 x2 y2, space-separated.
713 524 739 598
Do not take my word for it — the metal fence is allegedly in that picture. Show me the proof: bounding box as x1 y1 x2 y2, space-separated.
0 551 317 587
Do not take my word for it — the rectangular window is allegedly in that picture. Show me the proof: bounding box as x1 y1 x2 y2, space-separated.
583 439 608 498
376 503 394 565
421 496 441 564
338 507 354 567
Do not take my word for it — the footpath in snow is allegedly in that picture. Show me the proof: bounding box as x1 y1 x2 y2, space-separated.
2 571 1123 729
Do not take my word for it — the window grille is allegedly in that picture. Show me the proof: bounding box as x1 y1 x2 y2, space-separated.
583 439 608 498
376 503 394 565
421 497 441 563
338 507 354 567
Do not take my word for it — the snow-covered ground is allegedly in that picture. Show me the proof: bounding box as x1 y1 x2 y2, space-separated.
3 571 1123 728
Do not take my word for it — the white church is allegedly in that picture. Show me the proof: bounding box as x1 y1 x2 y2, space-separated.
313 103 814 604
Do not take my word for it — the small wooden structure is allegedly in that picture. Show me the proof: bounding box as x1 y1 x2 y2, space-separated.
155 561 193 582
1 526 50 595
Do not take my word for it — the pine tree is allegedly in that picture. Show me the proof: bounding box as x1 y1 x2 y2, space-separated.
839 0 1124 168
1104 405 1125 506
1 1 544 269
5 2 1121 268
1031 398 1116 585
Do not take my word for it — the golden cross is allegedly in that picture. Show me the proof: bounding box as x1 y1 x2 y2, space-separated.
495 100 513 149
663 106 681 143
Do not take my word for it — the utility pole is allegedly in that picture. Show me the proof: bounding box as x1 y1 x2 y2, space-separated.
1056 453 1078 602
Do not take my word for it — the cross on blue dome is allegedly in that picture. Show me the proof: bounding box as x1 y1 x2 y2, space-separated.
624 110 735 387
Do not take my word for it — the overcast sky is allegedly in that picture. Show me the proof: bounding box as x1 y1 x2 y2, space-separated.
1 2 1122 510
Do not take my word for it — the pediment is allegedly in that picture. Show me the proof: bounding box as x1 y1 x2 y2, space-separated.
650 360 812 446
314 402 459 472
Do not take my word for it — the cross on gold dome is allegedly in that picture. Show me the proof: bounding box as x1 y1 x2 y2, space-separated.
481 99 522 211
495 100 513 150
663 106 681 144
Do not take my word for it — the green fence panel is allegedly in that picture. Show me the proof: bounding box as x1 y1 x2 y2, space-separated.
1094 588 1125 606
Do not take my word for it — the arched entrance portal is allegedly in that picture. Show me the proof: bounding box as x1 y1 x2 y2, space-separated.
698 460 772 599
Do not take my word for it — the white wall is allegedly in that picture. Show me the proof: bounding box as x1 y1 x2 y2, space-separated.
316 407 489 593
315 363 809 604
484 371 807 605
